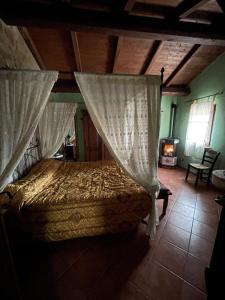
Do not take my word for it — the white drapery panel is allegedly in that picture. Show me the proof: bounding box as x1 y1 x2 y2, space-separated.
0 70 58 191
75 73 161 238
39 102 77 158
185 96 214 159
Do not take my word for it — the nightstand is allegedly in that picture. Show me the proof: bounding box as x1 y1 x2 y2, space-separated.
64 144 75 160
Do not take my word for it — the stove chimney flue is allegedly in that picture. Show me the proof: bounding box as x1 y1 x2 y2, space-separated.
169 103 177 138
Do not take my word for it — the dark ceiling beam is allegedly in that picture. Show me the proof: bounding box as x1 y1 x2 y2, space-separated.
1 2 225 46
52 79 79 93
112 36 123 73
131 2 170 19
131 3 221 24
19 27 46 69
216 0 225 13
142 41 163 75
53 79 190 96
71 32 82 72
164 44 201 86
124 0 136 12
174 0 211 19
162 85 191 96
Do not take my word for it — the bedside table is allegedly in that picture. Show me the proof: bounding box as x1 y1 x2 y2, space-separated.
64 144 75 160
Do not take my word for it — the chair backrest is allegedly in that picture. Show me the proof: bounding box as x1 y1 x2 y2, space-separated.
201 148 220 171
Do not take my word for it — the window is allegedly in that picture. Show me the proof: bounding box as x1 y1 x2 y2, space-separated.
184 97 215 158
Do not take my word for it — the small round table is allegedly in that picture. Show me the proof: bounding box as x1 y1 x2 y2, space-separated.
212 170 225 190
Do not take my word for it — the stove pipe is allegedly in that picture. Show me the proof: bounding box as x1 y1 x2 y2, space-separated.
169 103 177 138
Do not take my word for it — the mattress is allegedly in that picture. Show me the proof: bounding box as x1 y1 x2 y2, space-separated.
3 159 151 241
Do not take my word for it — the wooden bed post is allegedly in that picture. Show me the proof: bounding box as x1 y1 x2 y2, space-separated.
0 205 22 300
160 67 165 96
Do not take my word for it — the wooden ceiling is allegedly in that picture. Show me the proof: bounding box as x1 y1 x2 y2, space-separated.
1 0 225 96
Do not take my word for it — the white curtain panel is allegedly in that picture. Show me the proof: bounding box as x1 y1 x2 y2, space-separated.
67 115 76 142
75 73 161 238
39 102 77 158
0 70 58 191
185 96 214 159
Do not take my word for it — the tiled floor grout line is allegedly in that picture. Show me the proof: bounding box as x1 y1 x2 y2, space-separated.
55 246 91 281
154 260 207 296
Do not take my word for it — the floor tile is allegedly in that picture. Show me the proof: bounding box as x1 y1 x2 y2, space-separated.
176 191 197 208
113 281 150 300
168 211 193 232
189 234 214 265
172 202 195 218
194 209 218 227
183 254 207 292
176 197 197 208
192 220 217 242
160 223 191 251
88 280 150 300
195 199 218 215
153 239 187 277
180 282 207 300
147 261 183 300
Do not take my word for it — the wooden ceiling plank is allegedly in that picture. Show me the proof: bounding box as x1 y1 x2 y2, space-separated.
164 44 201 86
175 0 211 18
112 36 123 73
19 27 46 69
124 0 136 12
143 41 164 74
2 2 225 46
71 32 82 72
216 0 225 13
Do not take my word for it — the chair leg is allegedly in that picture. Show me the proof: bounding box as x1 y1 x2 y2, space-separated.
195 170 200 187
162 195 169 215
207 171 212 185
185 164 190 181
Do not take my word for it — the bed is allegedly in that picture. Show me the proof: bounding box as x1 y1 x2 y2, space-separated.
2 159 151 241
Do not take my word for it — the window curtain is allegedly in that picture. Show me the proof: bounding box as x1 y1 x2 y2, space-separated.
0 70 58 191
184 96 214 158
67 116 76 142
75 73 161 238
38 102 77 158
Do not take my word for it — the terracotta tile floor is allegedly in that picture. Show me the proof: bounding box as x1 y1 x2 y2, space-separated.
10 167 223 300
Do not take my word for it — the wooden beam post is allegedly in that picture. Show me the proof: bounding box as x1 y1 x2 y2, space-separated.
124 0 136 12
164 44 201 86
71 32 82 72
112 37 123 73
19 27 46 69
216 0 225 13
141 41 163 74
175 0 211 19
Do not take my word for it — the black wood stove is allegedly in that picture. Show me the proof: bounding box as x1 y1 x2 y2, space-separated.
160 103 179 167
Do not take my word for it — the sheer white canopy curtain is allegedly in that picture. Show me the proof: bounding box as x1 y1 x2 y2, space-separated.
0 70 58 191
185 96 215 159
75 73 161 238
38 102 77 158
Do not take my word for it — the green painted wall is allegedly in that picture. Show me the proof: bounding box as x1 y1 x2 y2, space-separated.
160 96 177 139
174 52 225 169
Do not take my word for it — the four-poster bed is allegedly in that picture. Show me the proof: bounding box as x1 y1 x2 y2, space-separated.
0 68 164 242
3 158 152 241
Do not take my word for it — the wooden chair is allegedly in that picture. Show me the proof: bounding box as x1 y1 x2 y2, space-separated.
185 148 220 187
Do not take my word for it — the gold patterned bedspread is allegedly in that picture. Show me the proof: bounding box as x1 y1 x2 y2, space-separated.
4 159 151 241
